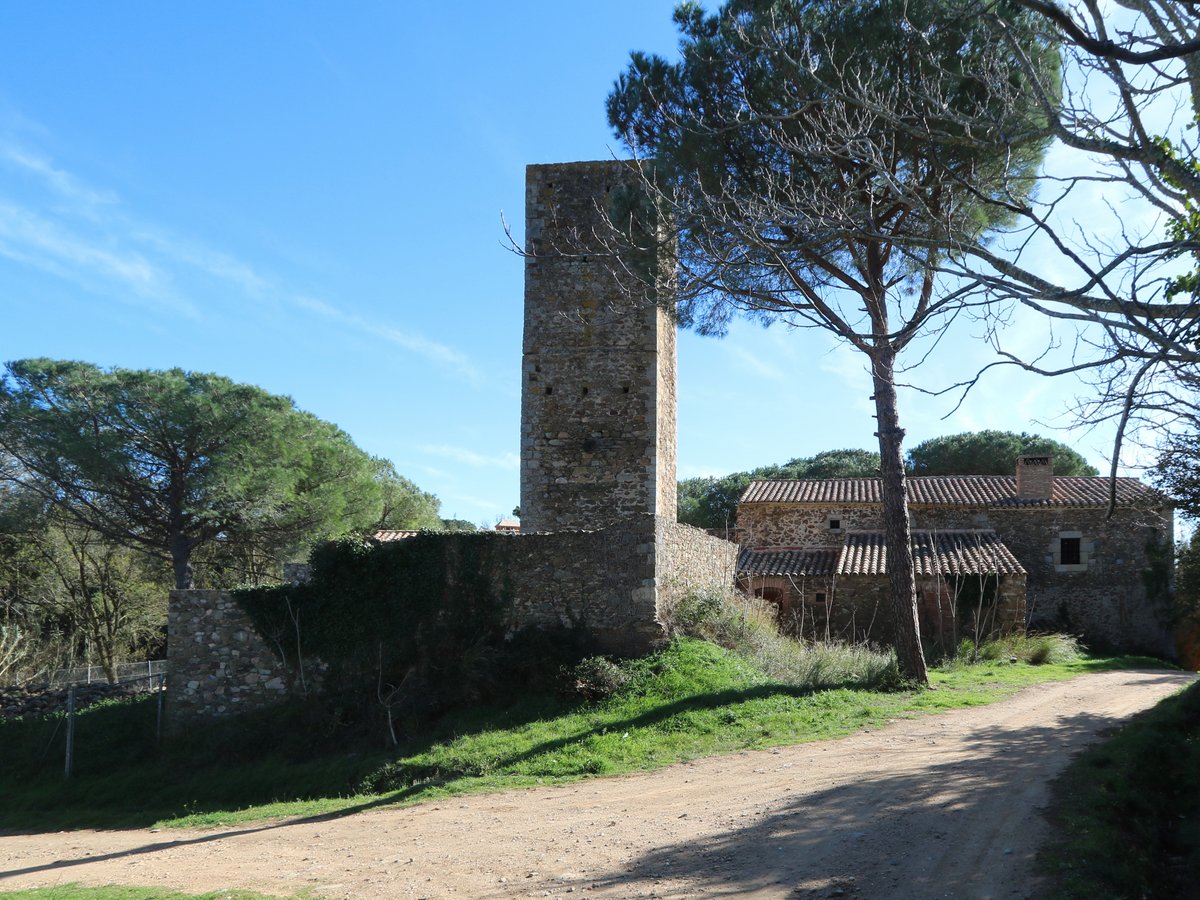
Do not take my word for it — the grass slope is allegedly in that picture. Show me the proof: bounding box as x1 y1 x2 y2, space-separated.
0 635 1156 833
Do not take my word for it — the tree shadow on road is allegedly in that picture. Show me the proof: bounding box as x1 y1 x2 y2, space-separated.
581 710 1140 898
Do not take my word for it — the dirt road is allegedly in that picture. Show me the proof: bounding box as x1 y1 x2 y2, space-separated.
0 669 1193 899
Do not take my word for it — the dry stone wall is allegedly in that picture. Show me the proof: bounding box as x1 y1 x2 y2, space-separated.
655 518 740 619
166 589 297 727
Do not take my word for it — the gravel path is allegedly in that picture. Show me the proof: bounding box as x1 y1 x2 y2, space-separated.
0 668 1193 899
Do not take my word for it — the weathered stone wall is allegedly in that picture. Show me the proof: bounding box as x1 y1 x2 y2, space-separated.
166 589 296 727
520 161 677 532
738 503 885 548
168 518 739 722
495 522 660 657
654 519 739 620
739 498 1174 656
985 506 1174 655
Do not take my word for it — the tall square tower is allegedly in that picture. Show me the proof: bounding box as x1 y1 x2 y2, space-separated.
520 161 677 532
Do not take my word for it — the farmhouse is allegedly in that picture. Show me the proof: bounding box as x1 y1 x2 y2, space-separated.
736 455 1175 656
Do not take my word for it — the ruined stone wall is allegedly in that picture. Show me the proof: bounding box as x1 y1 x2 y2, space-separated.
654 519 739 620
520 161 676 532
166 589 296 727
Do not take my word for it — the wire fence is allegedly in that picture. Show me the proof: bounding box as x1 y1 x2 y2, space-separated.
47 659 167 688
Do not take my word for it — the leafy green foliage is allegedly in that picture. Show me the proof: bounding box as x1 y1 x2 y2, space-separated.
0 636 1149 831
1154 126 1200 302
1154 431 1200 520
906 430 1099 476
0 359 388 589
0 485 169 684
975 632 1083 666
374 461 443 531
666 588 900 690
608 0 1057 337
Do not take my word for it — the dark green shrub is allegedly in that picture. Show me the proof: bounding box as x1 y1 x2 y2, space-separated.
568 656 631 700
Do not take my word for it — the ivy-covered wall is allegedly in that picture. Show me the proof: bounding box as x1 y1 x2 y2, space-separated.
166 517 738 726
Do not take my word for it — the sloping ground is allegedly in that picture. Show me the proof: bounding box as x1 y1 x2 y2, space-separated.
0 669 1193 899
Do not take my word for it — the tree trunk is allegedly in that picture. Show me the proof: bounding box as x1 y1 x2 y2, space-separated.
170 530 194 590
871 350 929 685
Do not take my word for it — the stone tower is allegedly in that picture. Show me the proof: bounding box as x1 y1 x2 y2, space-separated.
520 161 677 533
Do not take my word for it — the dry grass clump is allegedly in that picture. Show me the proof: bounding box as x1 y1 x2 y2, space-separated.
666 588 899 691
977 632 1083 665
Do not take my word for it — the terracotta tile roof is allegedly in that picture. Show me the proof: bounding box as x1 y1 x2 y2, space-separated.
740 476 1162 508
838 530 1026 576
373 530 420 542
737 547 840 577
738 531 1025 578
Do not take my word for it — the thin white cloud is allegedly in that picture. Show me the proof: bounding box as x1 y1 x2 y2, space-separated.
296 296 482 381
0 132 484 381
727 344 788 382
133 226 272 297
0 143 118 214
0 199 199 316
419 443 519 469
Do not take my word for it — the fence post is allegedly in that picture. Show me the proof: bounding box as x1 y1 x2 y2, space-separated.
64 685 76 779
156 672 165 742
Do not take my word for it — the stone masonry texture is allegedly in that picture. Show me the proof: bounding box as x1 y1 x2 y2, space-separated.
521 161 677 533
168 522 738 723
739 498 1174 656
166 589 298 729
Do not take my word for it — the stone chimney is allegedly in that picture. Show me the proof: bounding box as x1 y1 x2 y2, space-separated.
1015 455 1054 500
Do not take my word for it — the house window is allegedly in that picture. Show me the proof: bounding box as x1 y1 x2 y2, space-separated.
814 592 827 605
1054 531 1089 572
828 517 842 532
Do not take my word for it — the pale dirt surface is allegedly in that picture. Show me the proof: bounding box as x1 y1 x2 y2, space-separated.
0 669 1193 900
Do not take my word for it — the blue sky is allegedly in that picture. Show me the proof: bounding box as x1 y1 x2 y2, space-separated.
0 3 1138 525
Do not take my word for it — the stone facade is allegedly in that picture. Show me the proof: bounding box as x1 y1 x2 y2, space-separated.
737 474 1174 656
501 516 737 654
166 589 298 725
520 161 677 533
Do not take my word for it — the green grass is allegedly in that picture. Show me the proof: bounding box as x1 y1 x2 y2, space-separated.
1038 678 1200 899
0 632 1158 834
